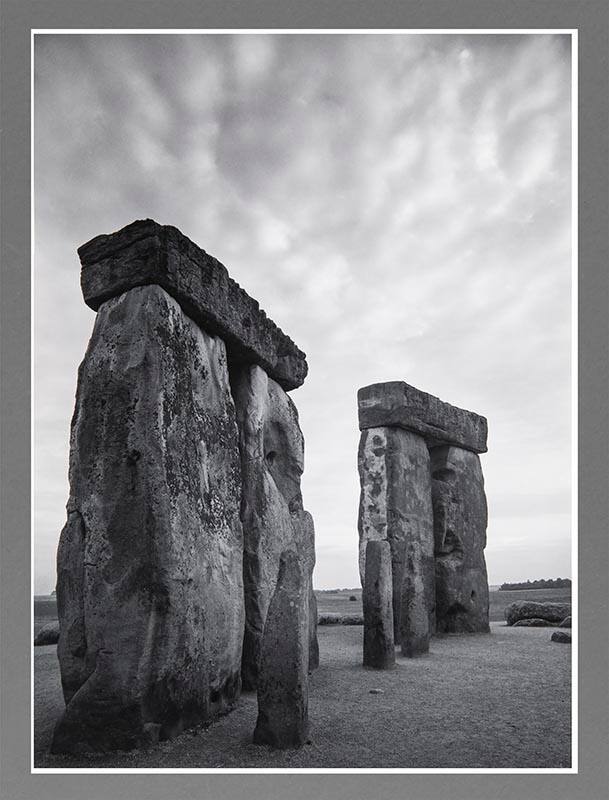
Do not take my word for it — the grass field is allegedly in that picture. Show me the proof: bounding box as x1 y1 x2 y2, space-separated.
34 587 572 637
35 622 571 768
315 586 571 623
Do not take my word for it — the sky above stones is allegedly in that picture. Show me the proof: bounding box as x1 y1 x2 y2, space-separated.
34 32 573 592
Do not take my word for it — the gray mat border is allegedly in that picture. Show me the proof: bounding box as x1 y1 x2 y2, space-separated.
2 1 608 799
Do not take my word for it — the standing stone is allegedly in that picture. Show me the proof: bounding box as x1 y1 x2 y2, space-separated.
431 446 490 633
232 364 317 690
363 540 395 669
308 589 320 671
400 537 432 656
253 550 309 748
52 286 244 753
358 426 435 643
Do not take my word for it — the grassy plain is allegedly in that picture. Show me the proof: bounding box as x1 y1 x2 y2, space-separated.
315 586 572 623
34 587 572 768
35 622 571 769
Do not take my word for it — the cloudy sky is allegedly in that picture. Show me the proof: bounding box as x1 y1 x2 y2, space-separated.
34 32 573 593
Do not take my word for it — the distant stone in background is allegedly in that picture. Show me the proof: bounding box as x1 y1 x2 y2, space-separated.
505 601 572 627
559 616 572 628
431 446 490 634
357 381 488 454
52 287 245 754
358 426 435 644
232 364 318 690
357 381 490 647
551 630 572 644
363 540 395 669
253 550 309 749
513 618 552 627
34 620 60 646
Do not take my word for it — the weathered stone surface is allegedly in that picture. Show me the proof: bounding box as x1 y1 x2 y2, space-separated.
399 538 432 657
559 616 572 628
232 364 317 690
253 550 309 748
513 618 552 627
308 590 320 671
78 219 307 390
551 630 572 644
363 540 395 669
505 602 571 627
358 382 487 453
358 427 435 645
52 285 244 753
431 446 490 634
34 620 60 646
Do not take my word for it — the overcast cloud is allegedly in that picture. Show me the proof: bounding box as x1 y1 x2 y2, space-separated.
34 33 572 592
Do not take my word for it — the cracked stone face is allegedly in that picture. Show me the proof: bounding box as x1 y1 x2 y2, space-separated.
53 285 244 754
231 364 317 691
431 445 490 633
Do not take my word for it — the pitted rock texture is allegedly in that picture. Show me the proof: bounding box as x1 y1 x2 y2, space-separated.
232 364 317 690
52 286 244 754
358 382 487 453
400 537 432 657
505 601 572 627
78 219 307 390
431 446 490 634
363 540 395 669
253 550 309 749
358 427 435 646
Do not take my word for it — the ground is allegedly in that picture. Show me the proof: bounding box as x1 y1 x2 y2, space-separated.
34 613 571 769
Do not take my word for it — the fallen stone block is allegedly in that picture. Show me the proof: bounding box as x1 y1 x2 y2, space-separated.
505 601 571 627
551 630 572 644
34 620 60 646
513 618 552 627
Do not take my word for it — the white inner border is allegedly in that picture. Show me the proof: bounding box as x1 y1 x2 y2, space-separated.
30 27 579 776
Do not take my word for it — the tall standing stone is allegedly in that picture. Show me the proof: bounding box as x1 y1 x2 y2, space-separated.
52 286 245 753
363 540 395 669
431 446 490 633
358 426 435 643
253 550 309 749
232 364 318 690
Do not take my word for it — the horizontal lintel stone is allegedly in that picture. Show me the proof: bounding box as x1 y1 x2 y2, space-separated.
357 381 487 453
78 219 308 391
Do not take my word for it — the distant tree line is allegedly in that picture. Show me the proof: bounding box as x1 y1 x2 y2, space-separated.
499 578 571 591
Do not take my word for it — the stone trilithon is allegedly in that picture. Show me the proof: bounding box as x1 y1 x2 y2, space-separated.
357 381 490 658
52 220 317 753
